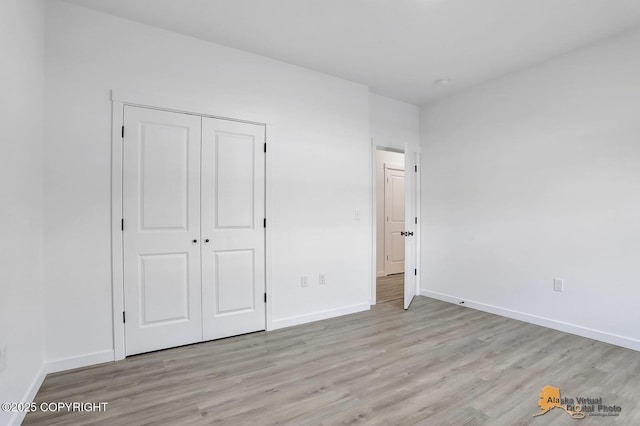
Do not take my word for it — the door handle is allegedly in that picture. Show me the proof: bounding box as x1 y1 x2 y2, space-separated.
401 231 414 237
192 239 198 243
205 239 210 243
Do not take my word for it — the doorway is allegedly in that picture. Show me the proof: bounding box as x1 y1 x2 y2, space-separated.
372 143 420 309
375 149 405 305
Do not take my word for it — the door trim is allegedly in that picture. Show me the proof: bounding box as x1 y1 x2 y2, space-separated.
111 101 125 361
111 100 272 361
370 140 421 306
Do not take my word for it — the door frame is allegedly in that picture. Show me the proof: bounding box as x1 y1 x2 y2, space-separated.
370 140 421 306
110 92 273 361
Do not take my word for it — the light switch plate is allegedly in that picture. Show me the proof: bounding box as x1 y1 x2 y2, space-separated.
553 278 564 292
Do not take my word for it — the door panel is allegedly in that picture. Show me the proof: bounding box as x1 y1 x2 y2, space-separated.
215 250 255 314
216 134 255 228
384 165 405 275
391 234 405 262
123 106 203 355
140 125 189 229
391 176 405 220
140 253 190 324
201 118 266 341
404 149 418 309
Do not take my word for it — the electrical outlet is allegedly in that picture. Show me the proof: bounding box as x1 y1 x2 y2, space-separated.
301 276 309 287
553 278 564 292
319 274 326 285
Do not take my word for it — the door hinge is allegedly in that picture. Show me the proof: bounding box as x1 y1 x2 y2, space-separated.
122 311 126 323
414 165 417 173
264 143 267 153
415 217 417 224
414 269 417 276
264 293 267 303
121 218 124 231
121 126 125 139
263 218 266 228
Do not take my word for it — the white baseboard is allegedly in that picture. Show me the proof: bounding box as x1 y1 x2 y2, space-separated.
270 303 370 330
420 289 640 352
46 350 114 374
8 364 47 426
6 351 114 426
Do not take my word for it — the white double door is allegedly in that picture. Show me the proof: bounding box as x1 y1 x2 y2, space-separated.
122 106 265 355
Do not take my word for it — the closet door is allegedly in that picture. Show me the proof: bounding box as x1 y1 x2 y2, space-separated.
201 118 266 341
122 106 203 355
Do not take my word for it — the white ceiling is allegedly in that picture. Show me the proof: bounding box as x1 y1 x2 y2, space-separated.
63 0 640 105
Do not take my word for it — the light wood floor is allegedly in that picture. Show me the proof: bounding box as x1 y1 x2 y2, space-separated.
25 297 640 425
376 273 403 303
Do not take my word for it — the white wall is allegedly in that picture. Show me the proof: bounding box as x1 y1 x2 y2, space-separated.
420 28 640 350
0 0 46 424
375 150 405 277
43 0 372 366
370 93 420 150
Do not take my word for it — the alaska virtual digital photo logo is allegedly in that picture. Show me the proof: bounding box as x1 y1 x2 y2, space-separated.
533 386 622 419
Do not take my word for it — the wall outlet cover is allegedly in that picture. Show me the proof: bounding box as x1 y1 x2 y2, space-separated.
553 278 564 292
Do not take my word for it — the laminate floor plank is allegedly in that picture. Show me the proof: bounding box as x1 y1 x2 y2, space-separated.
24 297 640 425
376 273 403 303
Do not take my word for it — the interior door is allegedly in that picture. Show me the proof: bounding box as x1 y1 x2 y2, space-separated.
384 164 405 275
201 118 266 341
403 148 418 309
122 106 203 355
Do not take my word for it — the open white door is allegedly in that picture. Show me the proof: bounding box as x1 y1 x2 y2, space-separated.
403 146 418 309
